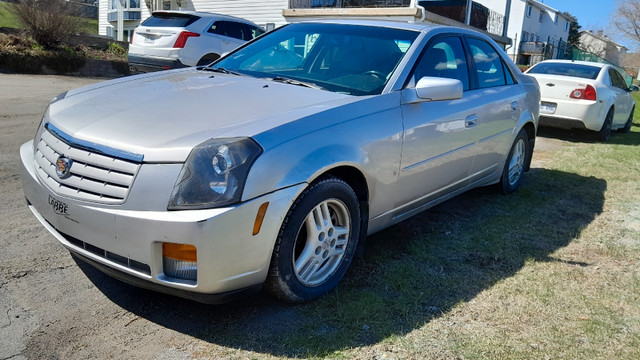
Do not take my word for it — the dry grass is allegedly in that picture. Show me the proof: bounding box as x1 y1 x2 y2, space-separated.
195 95 640 359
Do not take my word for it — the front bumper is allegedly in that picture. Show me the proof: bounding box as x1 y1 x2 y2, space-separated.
20 141 304 303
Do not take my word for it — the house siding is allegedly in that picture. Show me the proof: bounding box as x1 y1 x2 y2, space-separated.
99 0 288 37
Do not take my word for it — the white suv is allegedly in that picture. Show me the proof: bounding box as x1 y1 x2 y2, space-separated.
128 11 264 73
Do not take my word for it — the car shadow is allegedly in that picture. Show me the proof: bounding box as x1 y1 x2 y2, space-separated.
537 123 640 145
75 167 606 357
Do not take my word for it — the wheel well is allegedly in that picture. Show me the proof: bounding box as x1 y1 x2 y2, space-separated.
522 121 536 172
324 166 368 203
320 166 369 257
197 53 220 65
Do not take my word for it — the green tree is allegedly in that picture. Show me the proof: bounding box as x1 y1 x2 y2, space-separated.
563 11 582 48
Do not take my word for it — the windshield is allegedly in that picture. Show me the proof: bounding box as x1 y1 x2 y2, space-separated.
527 62 602 80
214 23 419 96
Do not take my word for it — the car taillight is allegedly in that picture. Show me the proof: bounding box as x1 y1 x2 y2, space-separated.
130 30 134 44
570 85 597 101
173 31 200 48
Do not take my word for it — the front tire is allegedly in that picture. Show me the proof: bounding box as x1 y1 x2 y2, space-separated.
265 177 360 302
498 128 529 194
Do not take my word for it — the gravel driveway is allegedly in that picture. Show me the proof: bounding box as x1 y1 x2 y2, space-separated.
0 74 304 360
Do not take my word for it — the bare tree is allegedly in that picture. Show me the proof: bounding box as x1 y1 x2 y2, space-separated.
611 0 640 50
10 0 81 48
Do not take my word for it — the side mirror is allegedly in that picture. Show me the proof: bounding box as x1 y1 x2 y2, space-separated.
630 85 639 92
403 76 463 104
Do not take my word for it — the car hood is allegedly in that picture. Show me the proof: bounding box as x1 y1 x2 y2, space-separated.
47 69 356 162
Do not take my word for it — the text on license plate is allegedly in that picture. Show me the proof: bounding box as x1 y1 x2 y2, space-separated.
49 195 69 215
540 102 557 114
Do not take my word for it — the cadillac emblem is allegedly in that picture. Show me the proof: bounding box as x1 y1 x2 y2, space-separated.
55 155 73 179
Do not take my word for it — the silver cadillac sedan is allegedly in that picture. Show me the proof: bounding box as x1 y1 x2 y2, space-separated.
20 20 540 303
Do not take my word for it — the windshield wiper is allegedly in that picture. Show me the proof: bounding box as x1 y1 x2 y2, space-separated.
196 66 240 75
270 76 325 90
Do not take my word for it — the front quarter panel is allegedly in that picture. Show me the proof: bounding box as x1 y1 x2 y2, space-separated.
244 93 404 219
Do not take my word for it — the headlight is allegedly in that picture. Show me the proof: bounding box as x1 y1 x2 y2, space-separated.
168 137 262 210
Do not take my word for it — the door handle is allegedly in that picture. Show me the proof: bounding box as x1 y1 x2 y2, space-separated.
465 114 478 128
510 101 519 111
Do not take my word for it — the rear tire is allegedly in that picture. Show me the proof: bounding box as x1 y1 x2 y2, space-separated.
617 106 634 134
498 128 529 195
597 108 614 141
265 177 360 302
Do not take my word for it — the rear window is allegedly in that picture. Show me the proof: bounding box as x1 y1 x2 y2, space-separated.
141 13 200 28
527 62 602 80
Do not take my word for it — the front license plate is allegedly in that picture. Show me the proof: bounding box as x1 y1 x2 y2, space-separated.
540 102 557 114
48 195 69 215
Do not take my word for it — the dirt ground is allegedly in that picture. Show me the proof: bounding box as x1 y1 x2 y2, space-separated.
0 74 565 360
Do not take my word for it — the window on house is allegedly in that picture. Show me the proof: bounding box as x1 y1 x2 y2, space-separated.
539 12 544 23
554 13 558 23
522 31 529 42
526 5 532 17
565 21 569 31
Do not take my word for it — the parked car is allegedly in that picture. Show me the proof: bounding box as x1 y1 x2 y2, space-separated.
525 60 636 141
128 11 264 73
21 20 539 304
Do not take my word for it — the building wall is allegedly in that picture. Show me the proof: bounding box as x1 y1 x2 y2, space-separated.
579 31 627 66
502 0 569 65
190 0 288 28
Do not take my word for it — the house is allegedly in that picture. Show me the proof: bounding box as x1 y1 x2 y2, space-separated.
497 0 570 66
578 30 628 67
98 0 510 47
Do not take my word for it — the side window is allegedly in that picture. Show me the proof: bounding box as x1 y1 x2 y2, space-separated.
609 69 627 90
467 37 506 88
410 36 470 91
503 62 516 85
208 21 244 40
249 25 265 40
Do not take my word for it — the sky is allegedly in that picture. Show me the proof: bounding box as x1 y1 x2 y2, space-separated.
540 0 633 49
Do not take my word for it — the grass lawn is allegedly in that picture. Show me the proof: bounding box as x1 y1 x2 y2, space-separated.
0 2 97 34
195 93 640 359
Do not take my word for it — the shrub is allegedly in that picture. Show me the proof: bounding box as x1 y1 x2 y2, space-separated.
107 42 127 57
10 0 81 48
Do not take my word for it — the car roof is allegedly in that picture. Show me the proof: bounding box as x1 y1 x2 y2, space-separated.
533 59 609 68
150 10 260 26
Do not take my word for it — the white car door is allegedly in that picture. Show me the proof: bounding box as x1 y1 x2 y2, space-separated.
607 68 634 126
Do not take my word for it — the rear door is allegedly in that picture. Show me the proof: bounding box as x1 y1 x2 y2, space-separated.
204 21 251 53
463 36 526 181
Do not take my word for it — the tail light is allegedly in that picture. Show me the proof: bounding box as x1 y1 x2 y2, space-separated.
570 85 597 101
173 31 200 48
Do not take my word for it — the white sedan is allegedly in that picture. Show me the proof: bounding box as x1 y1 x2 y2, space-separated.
525 60 636 141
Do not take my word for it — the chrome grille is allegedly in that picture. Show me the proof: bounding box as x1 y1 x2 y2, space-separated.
34 126 142 204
